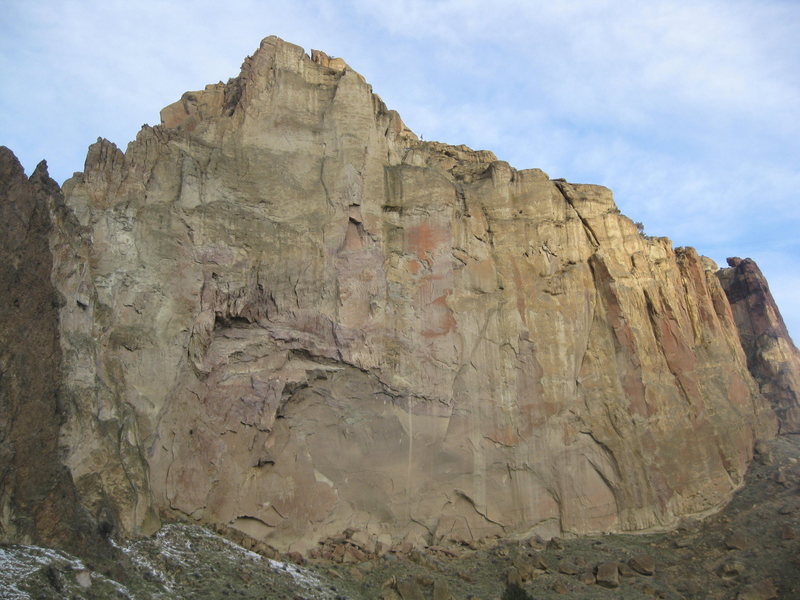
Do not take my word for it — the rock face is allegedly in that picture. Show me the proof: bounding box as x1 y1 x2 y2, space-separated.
718 258 800 433
0 36 794 553
0 149 103 555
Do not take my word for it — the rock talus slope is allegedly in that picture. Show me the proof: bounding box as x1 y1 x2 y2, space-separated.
0 36 794 554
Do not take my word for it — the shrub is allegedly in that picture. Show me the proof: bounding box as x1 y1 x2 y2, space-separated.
502 582 534 600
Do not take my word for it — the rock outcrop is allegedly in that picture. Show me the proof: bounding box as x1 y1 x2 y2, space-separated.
0 36 795 554
718 257 800 433
0 149 103 556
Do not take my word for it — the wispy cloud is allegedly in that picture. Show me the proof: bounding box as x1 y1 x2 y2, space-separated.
1 0 798 337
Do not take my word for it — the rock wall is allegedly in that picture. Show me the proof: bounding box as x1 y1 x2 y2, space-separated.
718 258 800 433
0 36 792 553
0 149 104 556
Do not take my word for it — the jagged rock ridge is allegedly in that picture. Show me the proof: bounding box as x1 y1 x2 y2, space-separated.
1 36 797 554
718 257 800 433
0 150 104 556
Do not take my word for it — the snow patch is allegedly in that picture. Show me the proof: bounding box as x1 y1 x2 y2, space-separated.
268 557 329 591
0 544 132 600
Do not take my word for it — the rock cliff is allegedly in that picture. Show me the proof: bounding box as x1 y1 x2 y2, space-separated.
718 257 800 433
0 36 795 554
0 149 104 556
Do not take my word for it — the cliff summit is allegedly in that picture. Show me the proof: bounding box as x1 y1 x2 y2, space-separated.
1 36 798 559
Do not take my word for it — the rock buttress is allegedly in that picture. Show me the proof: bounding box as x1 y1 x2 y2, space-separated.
4 36 787 553
718 257 800 433
0 148 104 555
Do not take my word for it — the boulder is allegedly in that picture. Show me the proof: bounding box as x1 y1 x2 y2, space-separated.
628 554 655 576
595 562 620 588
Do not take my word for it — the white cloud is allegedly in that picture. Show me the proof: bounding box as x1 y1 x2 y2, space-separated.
1 0 798 337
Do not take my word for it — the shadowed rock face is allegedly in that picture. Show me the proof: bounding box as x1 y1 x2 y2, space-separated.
718 257 800 433
0 36 793 554
0 149 103 556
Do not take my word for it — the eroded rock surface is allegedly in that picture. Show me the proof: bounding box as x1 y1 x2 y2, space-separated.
4 434 799 599
0 149 103 556
718 257 800 433
1 36 796 554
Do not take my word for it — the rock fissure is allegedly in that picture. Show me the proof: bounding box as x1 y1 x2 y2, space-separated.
453 490 508 531
553 180 600 248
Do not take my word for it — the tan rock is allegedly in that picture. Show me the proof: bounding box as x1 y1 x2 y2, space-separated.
557 561 579 575
530 551 550 571
0 150 123 556
75 569 92 589
547 537 564 551
595 562 620 588
617 561 635 577
349 530 371 549
628 554 655 575
1 35 793 557
717 558 746 579
725 532 750 550
511 556 535 581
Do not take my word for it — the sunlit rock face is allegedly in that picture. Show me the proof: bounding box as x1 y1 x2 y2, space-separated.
1 36 790 553
718 257 800 434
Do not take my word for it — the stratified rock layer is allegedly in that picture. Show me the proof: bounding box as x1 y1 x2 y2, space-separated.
718 258 800 433
0 37 792 553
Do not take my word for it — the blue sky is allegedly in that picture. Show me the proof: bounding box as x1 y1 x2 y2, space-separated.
2 0 798 338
